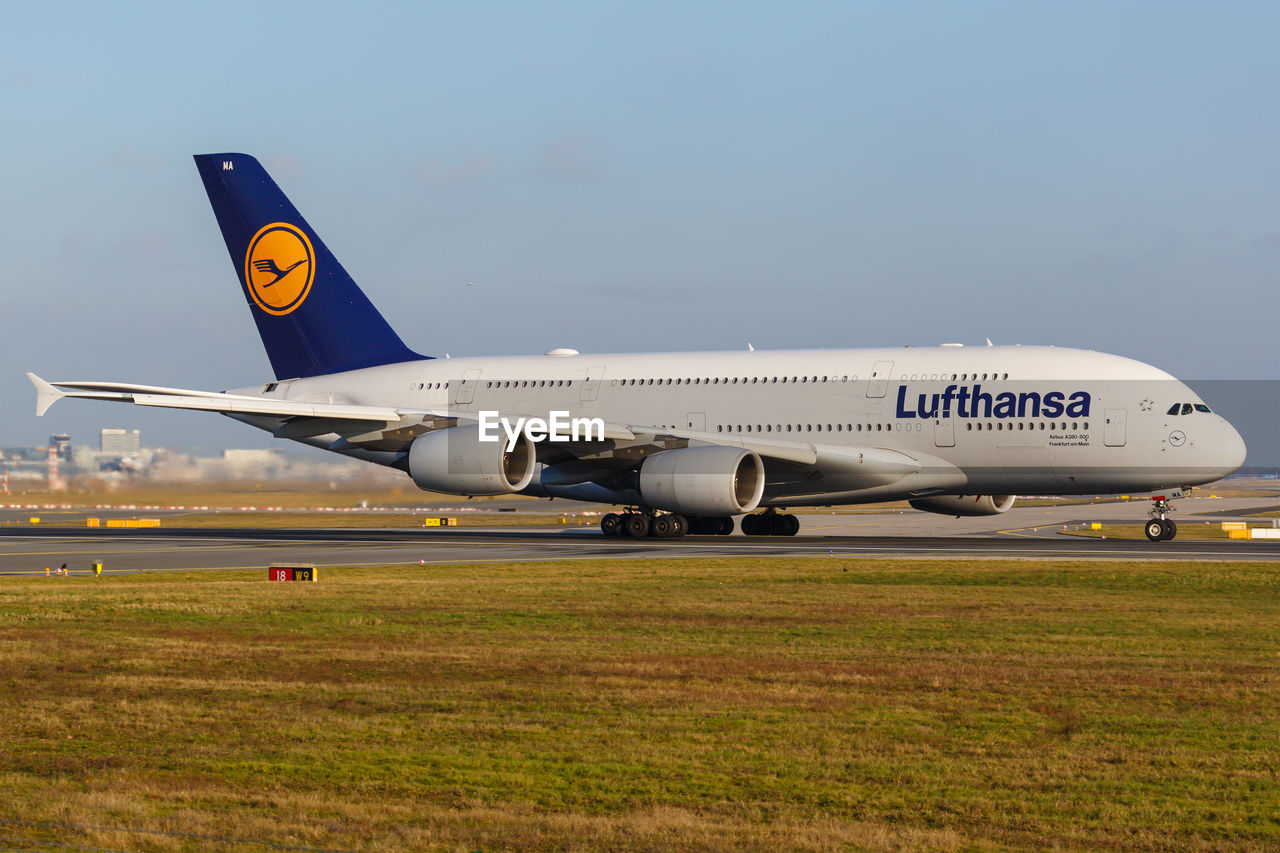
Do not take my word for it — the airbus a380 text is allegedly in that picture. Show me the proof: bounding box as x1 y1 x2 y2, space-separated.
29 154 1245 541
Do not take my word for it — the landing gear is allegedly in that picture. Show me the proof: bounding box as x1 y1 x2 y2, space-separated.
651 513 688 539
601 509 701 538
1144 518 1177 541
600 513 622 537
622 513 651 538
742 510 800 537
1144 496 1179 542
688 516 734 535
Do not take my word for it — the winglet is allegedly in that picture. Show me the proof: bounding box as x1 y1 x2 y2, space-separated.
27 373 65 417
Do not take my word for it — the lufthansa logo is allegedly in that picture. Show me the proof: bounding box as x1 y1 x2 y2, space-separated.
244 222 315 315
1169 430 1186 447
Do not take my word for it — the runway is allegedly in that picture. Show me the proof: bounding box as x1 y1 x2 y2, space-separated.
1 522 1278 576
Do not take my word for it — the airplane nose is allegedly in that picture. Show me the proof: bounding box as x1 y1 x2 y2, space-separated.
1214 418 1247 477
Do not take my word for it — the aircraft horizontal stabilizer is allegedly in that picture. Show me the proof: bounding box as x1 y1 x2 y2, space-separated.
27 373 65 417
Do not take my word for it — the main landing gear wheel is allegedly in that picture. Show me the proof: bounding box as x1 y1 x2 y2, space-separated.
623 513 651 538
671 514 688 537
607 510 694 539
687 516 733 535
600 513 622 537
742 512 800 536
652 514 685 539
769 513 801 536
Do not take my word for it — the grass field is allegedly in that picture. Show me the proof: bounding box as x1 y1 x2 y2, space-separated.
2 558 1278 851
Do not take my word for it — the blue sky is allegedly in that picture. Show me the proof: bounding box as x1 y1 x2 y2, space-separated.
2 1 1277 452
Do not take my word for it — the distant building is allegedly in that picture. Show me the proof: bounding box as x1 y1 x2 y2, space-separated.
100 428 141 455
50 434 71 460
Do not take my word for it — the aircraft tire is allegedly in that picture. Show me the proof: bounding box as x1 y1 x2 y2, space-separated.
651 515 675 538
670 514 688 537
1144 519 1167 541
623 513 651 538
1161 520 1177 541
600 513 622 537
717 517 735 535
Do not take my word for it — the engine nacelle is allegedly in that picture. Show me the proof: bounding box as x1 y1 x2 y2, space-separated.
909 494 1015 517
408 425 536 496
638 446 765 516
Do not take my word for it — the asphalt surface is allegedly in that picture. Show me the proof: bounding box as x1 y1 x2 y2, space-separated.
1 523 1278 576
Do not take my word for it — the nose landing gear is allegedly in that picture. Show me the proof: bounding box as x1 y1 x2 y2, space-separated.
1144 495 1178 541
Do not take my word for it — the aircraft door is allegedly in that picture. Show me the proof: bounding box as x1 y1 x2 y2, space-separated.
933 415 955 447
455 369 482 405
868 361 894 398
1104 409 1127 447
686 412 706 431
580 366 606 401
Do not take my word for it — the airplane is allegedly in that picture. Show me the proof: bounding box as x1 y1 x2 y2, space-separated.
29 153 1246 542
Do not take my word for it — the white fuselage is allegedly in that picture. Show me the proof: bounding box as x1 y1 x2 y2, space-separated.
234 344 1246 507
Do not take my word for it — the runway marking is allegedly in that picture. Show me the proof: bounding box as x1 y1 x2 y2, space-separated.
997 525 1068 538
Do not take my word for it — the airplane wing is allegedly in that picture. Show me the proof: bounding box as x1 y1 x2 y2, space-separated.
27 374 638 448
531 419 935 495
29 374 406 422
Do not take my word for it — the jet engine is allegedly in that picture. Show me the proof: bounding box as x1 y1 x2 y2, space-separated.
638 446 765 516
909 494 1015 517
407 425 536 496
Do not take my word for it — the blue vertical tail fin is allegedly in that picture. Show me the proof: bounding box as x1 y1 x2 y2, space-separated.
194 153 426 379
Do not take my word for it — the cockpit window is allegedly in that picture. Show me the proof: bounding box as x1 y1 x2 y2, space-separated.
1167 404 1181 415
1181 403 1193 415
1194 403 1211 413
